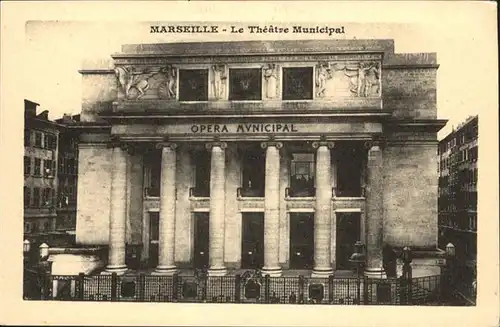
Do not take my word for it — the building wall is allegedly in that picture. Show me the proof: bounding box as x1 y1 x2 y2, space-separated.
383 67 437 119
76 144 112 244
81 72 116 122
383 144 438 248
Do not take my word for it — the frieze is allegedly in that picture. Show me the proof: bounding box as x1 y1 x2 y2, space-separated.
115 65 177 100
315 61 381 98
112 53 383 66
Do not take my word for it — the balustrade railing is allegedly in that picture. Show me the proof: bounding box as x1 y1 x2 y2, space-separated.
30 271 444 305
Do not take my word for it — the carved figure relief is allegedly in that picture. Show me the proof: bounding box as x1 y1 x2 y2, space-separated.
158 65 177 99
263 64 279 99
315 62 332 98
114 66 160 99
344 62 381 97
211 64 227 100
314 61 381 98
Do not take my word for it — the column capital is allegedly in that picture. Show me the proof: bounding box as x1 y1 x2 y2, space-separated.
260 141 283 149
312 141 335 149
155 142 178 150
205 141 227 150
364 138 386 151
108 139 134 155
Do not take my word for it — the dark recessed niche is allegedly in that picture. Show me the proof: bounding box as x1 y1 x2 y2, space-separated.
179 69 209 101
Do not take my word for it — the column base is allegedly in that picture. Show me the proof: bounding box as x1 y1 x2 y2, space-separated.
261 266 282 277
102 265 128 275
152 265 177 276
364 268 387 279
311 267 333 278
208 266 227 276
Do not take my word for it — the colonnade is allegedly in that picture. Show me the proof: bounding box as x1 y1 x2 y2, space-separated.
103 140 385 277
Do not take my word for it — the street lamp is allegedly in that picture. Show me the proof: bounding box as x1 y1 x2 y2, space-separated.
23 239 31 266
446 243 456 258
23 239 31 253
349 241 365 304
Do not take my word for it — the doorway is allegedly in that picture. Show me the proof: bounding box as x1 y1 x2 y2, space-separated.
193 212 210 269
289 213 315 269
241 212 264 269
336 212 361 270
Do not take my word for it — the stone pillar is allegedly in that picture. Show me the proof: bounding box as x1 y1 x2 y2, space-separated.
261 141 283 276
364 141 386 278
154 142 178 275
312 140 335 277
104 143 129 275
206 141 227 276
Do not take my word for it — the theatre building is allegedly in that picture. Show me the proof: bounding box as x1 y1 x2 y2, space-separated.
75 40 446 277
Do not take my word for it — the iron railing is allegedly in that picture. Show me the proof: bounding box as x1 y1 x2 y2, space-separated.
40 272 444 305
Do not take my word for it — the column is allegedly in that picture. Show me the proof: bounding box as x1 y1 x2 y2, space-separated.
104 143 129 275
206 141 227 276
154 142 178 275
261 141 282 276
312 140 334 277
364 141 386 278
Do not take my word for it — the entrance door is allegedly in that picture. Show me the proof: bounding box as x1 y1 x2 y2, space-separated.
149 212 159 267
289 213 315 269
241 212 264 269
193 212 210 269
336 212 361 270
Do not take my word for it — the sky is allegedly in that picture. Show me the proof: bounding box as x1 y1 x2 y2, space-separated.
23 10 494 141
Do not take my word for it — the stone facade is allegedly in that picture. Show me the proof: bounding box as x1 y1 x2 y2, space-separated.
73 40 446 276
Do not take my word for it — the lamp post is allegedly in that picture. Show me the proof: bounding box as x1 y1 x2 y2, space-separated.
401 246 413 305
349 241 365 304
23 239 31 266
445 243 456 301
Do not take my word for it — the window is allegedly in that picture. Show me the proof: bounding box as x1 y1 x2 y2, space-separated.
282 67 313 100
178 69 209 101
24 187 31 207
24 156 31 175
41 188 53 207
34 132 42 148
289 153 315 197
24 129 31 146
33 188 40 207
240 147 265 197
144 150 161 197
336 144 364 197
24 222 31 234
228 68 262 101
192 150 211 197
44 159 53 177
44 134 56 150
44 134 50 149
34 158 41 176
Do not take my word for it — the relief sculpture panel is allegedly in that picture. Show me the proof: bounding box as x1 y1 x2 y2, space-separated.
315 61 381 98
262 63 280 100
114 65 177 100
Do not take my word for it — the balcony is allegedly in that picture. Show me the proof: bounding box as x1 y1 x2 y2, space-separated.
237 187 264 198
286 187 316 198
144 187 160 198
189 187 210 198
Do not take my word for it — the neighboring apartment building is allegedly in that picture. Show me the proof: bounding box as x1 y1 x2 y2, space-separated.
73 39 446 277
55 114 80 234
438 115 478 287
24 100 60 239
24 100 79 245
